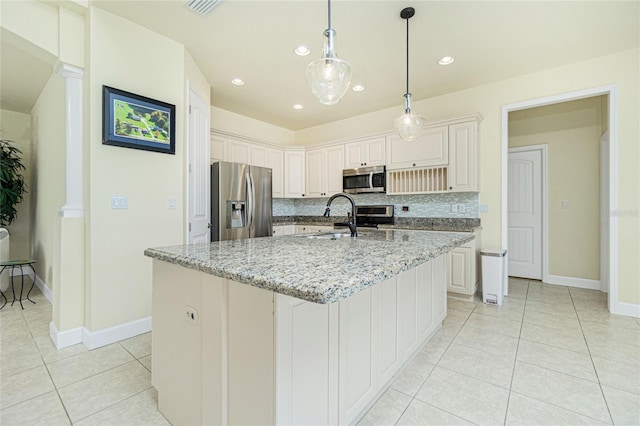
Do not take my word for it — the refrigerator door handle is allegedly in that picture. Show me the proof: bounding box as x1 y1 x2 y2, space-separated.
247 172 255 232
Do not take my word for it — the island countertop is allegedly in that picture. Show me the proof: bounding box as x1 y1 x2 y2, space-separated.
144 229 474 304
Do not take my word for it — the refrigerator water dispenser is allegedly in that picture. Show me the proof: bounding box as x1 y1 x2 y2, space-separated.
226 201 246 228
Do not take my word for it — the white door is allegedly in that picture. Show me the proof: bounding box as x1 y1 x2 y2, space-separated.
508 148 542 279
188 86 211 244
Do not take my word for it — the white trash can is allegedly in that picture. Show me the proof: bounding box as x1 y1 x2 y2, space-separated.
481 248 507 306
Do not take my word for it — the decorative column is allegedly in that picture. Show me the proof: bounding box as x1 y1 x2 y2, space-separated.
50 61 86 349
55 62 84 217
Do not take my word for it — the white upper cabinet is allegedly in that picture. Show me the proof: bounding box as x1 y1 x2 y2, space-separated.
284 149 306 198
306 146 345 198
228 139 251 164
211 134 227 163
268 148 284 198
448 121 478 192
386 125 449 170
344 137 385 168
251 144 269 168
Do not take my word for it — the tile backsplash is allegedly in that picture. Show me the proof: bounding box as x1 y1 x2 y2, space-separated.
273 193 479 218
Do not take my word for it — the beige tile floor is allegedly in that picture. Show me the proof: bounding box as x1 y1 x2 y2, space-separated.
1 279 639 425
359 278 640 426
0 287 168 426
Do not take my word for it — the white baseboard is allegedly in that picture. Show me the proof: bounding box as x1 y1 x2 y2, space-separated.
610 301 640 318
82 316 152 350
50 322 83 349
546 274 601 290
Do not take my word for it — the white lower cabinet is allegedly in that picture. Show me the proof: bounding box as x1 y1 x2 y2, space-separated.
275 254 448 425
153 255 448 426
447 233 481 299
294 225 334 234
272 225 295 236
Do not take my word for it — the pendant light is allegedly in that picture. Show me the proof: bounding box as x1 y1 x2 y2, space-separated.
394 7 425 141
306 0 353 105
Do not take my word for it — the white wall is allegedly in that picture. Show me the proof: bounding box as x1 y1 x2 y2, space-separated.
211 106 294 146
86 7 185 331
295 48 640 306
509 97 604 281
0 109 33 259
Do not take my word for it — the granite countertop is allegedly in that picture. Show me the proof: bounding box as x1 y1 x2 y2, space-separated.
145 230 473 304
274 216 481 233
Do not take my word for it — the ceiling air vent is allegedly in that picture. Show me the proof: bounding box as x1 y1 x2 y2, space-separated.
185 0 222 16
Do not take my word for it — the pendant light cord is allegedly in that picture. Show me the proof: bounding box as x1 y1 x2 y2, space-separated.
328 0 332 30
405 15 409 95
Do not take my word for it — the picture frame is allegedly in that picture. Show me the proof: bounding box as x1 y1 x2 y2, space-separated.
102 86 176 155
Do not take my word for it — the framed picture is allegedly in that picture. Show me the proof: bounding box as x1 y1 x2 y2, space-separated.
102 86 176 155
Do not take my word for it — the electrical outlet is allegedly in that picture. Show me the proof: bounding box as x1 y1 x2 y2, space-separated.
457 204 466 213
185 305 199 324
479 204 489 214
451 204 458 213
561 200 569 209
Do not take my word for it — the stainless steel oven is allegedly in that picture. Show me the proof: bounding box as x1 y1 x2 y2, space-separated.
342 165 386 194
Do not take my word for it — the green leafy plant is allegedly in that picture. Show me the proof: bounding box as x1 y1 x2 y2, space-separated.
0 139 27 227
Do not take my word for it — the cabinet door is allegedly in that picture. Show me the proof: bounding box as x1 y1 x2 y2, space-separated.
268 149 284 198
251 144 269 168
448 245 472 294
416 261 434 340
396 268 418 362
211 135 227 162
376 277 398 386
338 287 376 425
448 121 478 192
386 126 448 170
275 294 334 426
306 149 326 198
432 254 447 324
344 142 365 168
364 137 386 166
326 146 344 195
284 150 305 198
228 140 251 164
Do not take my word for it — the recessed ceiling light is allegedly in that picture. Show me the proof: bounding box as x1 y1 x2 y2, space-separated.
438 56 455 65
231 78 245 86
292 104 304 110
352 84 365 92
294 46 310 56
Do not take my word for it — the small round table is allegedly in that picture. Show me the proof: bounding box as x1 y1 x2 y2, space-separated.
0 260 37 310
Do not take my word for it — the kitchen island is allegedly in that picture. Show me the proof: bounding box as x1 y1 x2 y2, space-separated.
145 229 474 425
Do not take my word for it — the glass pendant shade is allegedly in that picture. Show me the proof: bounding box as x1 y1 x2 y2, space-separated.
307 29 353 105
396 7 424 141
394 111 425 141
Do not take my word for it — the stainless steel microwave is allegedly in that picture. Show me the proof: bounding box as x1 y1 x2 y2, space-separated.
343 165 386 194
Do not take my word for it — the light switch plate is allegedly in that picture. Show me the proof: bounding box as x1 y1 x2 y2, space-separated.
111 195 128 209
169 197 176 209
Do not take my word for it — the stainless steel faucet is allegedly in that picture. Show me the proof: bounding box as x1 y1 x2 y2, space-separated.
324 193 357 237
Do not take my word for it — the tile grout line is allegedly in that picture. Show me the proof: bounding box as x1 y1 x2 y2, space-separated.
394 299 477 425
502 279 530 426
569 288 616 425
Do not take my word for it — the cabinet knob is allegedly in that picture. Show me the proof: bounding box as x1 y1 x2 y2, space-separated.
413 163 416 167
302 194 305 197
449 186 453 190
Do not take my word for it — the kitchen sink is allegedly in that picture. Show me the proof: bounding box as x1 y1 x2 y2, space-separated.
299 232 354 240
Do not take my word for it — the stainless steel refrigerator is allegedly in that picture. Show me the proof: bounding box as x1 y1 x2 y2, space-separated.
211 161 273 241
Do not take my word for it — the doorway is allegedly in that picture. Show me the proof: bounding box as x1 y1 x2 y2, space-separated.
501 86 618 313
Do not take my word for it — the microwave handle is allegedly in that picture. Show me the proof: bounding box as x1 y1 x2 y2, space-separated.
369 172 374 190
